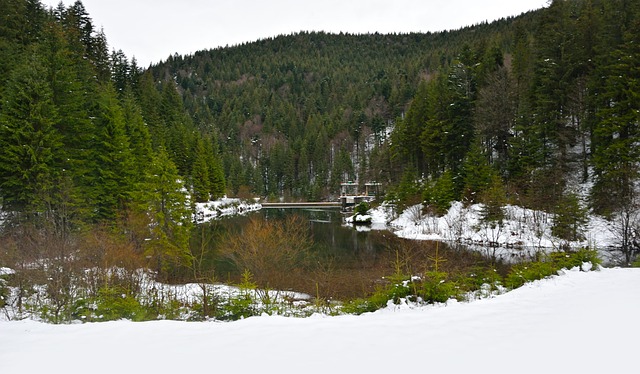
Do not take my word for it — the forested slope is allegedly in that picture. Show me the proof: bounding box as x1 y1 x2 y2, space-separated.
149 0 640 226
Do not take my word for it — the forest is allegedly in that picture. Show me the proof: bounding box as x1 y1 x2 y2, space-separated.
148 0 639 221
0 0 639 321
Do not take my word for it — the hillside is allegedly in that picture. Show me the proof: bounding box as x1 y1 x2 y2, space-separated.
146 0 638 214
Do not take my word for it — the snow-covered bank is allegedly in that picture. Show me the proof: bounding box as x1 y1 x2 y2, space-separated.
194 197 261 223
365 202 622 262
1 266 638 374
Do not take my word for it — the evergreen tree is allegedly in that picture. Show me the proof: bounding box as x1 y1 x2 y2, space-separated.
591 16 640 214
552 192 588 242
90 83 135 222
205 136 226 198
479 175 507 225
423 170 457 216
40 19 97 215
462 141 497 203
0 50 62 213
120 87 152 176
191 137 211 202
145 148 193 278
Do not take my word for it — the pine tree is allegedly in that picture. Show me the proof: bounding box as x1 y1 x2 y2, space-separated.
120 87 152 175
462 141 497 203
552 192 588 242
591 16 640 214
90 83 136 222
191 137 211 203
145 148 194 278
423 170 457 216
40 19 97 216
479 175 507 225
0 50 62 214
205 136 226 199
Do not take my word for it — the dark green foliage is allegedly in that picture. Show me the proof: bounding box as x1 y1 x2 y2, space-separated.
144 148 193 277
342 271 461 315
0 272 9 308
552 192 588 242
505 248 600 289
89 286 149 322
0 50 62 213
90 83 136 222
3 0 638 215
591 14 640 215
462 142 497 203
423 170 457 216
191 137 211 202
354 201 370 216
479 176 507 224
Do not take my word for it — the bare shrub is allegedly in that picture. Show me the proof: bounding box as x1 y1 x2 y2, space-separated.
218 215 313 290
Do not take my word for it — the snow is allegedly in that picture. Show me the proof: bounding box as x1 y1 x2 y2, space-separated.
194 197 262 223
374 202 621 262
1 266 638 373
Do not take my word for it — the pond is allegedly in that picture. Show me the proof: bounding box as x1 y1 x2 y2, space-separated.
196 207 496 300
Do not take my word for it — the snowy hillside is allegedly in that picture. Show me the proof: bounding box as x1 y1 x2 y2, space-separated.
363 202 624 264
1 266 638 374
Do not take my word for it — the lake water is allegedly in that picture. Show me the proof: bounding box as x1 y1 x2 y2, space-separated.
196 207 502 300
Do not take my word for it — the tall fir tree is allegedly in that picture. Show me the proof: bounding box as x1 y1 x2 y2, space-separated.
90 83 136 222
145 148 193 278
0 50 62 215
191 137 211 203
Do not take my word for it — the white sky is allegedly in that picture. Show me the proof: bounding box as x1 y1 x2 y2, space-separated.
41 0 548 66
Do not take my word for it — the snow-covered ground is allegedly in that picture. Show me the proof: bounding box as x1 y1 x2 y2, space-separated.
360 202 623 263
194 197 261 223
1 266 638 374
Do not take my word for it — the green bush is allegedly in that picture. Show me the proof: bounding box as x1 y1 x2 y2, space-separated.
420 271 460 303
504 261 557 289
505 248 600 289
354 201 370 216
220 269 259 321
341 275 415 315
341 271 461 315
221 293 256 320
456 267 502 292
93 286 149 321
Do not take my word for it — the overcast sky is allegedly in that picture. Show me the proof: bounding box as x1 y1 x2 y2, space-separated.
41 0 548 66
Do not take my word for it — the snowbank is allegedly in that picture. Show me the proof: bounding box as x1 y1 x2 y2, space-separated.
194 197 261 223
368 202 621 262
1 266 638 374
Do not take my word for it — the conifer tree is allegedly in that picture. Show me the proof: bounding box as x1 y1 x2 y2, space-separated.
423 170 457 216
90 83 135 222
120 88 152 175
191 137 211 202
591 17 640 214
462 141 497 203
145 148 193 278
0 50 62 214
552 192 588 242
205 136 226 199
40 19 97 215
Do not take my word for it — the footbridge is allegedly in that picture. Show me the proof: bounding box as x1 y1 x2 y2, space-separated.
261 202 342 209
